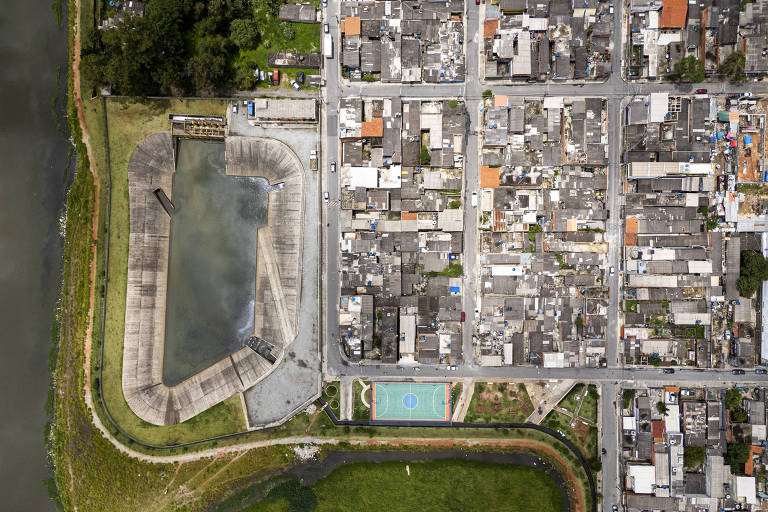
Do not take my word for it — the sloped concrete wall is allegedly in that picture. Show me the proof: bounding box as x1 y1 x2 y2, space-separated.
122 133 304 426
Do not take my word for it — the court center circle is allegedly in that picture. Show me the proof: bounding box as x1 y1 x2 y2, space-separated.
403 393 418 409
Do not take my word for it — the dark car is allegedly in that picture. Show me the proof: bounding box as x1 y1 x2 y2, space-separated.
461 311 466 322
756 368 767 375
475 0 480 4
733 369 746 375
696 88 708 94
663 368 675 374
297 71 305 84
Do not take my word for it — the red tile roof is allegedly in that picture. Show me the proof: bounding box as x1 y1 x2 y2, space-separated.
661 0 688 28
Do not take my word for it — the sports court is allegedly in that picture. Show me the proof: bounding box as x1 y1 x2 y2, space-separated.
370 381 451 424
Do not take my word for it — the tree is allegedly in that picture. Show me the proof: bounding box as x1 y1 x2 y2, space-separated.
673 55 706 83
189 36 230 91
589 457 602 471
738 250 768 297
725 388 743 410
721 50 746 82
657 401 669 415
731 407 748 423
705 214 720 231
684 446 706 469
229 18 260 49
725 443 751 473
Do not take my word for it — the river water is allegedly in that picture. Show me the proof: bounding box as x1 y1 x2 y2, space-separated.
0 0 71 510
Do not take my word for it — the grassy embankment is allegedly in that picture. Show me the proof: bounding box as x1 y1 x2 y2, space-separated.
221 459 565 512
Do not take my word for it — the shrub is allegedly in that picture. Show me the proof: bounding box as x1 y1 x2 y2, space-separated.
737 250 768 297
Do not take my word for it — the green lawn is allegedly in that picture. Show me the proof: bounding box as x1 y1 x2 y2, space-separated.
85 96 249 445
578 385 599 424
464 382 534 423
558 383 585 414
229 459 565 512
322 381 341 419
353 380 371 421
450 382 462 410
236 18 321 88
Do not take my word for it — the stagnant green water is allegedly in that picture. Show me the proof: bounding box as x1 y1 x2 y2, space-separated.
163 140 268 386
0 0 70 509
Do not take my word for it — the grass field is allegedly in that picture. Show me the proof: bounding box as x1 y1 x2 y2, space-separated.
226 459 565 512
544 410 598 461
81 95 248 445
353 380 371 421
558 383 585 414
464 382 534 423
322 381 341 419
578 385 599 423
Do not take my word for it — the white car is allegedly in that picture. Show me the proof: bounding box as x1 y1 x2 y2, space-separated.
324 23 329 34
449 365 457 371
610 266 615 276
471 190 478 207
324 192 329 202
290 80 300 90
322 0 327 6
330 162 337 173
232 104 238 114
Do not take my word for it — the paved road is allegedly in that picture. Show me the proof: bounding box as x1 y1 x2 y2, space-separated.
319 3 767 510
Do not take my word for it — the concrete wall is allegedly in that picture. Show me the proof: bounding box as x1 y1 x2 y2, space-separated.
122 133 304 426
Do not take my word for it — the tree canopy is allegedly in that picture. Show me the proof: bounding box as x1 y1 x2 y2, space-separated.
80 0 256 95
684 446 706 469
737 251 768 298
721 50 746 82
673 56 706 83
726 388 743 410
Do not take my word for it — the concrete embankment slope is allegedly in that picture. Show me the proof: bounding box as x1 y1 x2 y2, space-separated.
122 133 304 426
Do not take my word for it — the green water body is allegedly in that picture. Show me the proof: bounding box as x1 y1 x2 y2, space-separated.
0 0 70 509
163 140 268 385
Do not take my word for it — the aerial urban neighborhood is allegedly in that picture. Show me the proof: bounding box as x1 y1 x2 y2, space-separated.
36 0 768 510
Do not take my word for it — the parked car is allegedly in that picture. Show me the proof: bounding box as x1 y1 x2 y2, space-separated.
448 365 457 371
743 92 753 98
290 80 300 90
324 22 329 33
260 70 266 81
609 266 615 276
297 71 304 84
475 0 480 4
232 104 238 114
696 88 708 94
330 161 336 173
663 368 675 374
324 192 329 202
461 311 466 322
471 190 478 207
272 69 279 85
756 368 767 375
609 4 614 14
733 369 746 375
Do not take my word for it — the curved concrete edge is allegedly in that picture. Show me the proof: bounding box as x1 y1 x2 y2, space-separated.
122 133 305 426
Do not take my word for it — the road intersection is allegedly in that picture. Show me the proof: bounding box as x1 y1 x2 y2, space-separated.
319 2 767 509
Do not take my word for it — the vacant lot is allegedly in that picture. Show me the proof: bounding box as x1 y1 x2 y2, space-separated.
233 459 565 512
578 385 599 424
465 382 534 423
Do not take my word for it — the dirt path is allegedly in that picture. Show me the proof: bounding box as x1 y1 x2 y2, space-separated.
67 0 101 509
451 378 474 421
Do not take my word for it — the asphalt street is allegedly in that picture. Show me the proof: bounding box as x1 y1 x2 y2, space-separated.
318 3 767 510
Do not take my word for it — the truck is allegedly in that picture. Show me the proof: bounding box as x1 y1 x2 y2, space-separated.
324 34 333 59
272 69 279 86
